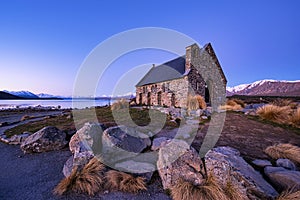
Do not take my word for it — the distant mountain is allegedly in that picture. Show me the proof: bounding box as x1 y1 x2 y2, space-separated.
3 90 39 99
0 91 24 99
227 80 300 96
37 93 58 98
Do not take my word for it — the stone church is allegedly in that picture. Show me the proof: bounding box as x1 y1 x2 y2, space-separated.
136 43 227 108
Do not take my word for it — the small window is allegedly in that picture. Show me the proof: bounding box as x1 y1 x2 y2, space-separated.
162 84 165 92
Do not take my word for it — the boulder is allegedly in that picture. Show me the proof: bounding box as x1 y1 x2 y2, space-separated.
157 139 206 190
151 137 171 151
114 160 155 183
69 122 105 154
276 159 296 171
205 147 278 200
252 159 272 168
102 126 151 164
62 151 95 177
63 156 74 177
8 132 30 145
20 126 67 153
264 166 300 191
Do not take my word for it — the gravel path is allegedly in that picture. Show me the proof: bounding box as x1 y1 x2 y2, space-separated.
0 143 71 200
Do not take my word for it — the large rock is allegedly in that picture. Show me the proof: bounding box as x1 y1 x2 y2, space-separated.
102 126 151 165
157 139 206 190
63 156 74 177
8 132 30 145
63 151 95 177
69 122 104 154
264 166 300 191
20 126 67 153
276 159 296 171
252 159 272 169
205 147 278 200
151 137 171 151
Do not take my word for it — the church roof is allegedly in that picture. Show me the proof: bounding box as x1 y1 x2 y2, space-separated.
136 43 227 87
136 56 186 87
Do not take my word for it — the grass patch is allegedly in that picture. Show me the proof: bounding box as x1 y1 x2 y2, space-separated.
4 114 75 138
246 113 300 135
4 107 179 138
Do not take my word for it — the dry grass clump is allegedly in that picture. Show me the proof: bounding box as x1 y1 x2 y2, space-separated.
54 157 106 196
223 180 245 200
105 170 147 193
21 115 34 121
272 99 298 109
219 99 245 111
290 107 300 128
256 105 292 124
111 99 129 111
264 143 300 165
187 95 207 110
277 189 300 200
196 95 207 109
171 174 238 200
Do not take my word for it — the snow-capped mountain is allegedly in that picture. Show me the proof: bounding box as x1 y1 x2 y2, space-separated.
3 90 39 98
227 80 300 96
37 93 59 98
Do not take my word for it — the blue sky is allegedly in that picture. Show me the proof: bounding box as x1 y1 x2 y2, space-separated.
0 0 299 96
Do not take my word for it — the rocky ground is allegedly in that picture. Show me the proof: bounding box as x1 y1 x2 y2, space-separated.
0 107 300 199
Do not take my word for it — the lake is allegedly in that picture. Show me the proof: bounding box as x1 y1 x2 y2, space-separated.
0 99 115 110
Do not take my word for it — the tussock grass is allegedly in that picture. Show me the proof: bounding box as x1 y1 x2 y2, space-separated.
256 105 292 124
54 157 106 196
264 143 300 165
272 99 298 109
171 175 234 200
196 95 207 109
290 108 300 128
277 189 300 200
219 99 244 111
111 99 129 111
223 180 245 200
187 95 207 110
105 170 147 193
21 115 34 121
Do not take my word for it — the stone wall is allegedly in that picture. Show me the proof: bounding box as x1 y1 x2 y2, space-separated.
187 65 206 98
136 77 189 108
190 44 227 111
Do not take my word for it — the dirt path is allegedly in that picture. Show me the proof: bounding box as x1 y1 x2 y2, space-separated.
193 112 300 161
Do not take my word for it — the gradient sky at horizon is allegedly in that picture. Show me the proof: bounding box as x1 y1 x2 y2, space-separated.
0 0 299 96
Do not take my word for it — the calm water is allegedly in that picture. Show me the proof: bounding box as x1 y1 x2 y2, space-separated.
0 99 115 110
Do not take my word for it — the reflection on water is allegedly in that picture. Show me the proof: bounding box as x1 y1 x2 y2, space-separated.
0 99 114 110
